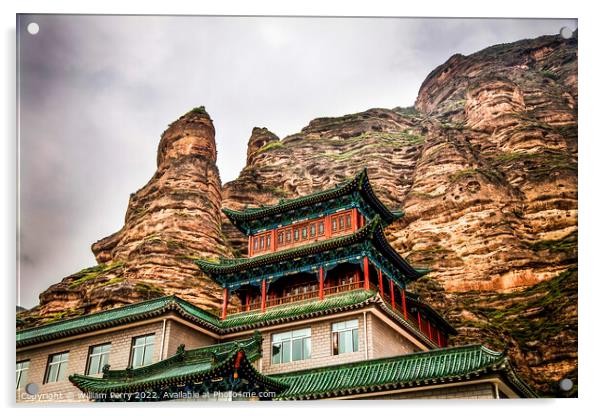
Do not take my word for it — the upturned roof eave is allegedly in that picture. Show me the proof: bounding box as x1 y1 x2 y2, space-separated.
222 169 403 232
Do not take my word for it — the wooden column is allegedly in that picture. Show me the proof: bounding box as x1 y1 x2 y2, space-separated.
427 320 433 340
261 279 267 312
319 267 324 300
401 288 408 320
378 269 384 297
245 291 251 312
418 311 422 332
363 257 370 290
389 279 395 309
221 287 229 320
325 214 332 238
248 236 253 257
437 329 442 348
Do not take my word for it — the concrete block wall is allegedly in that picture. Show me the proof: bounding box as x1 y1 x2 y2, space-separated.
258 313 368 375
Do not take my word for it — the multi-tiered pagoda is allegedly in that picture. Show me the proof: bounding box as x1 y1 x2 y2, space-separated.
197 168 454 348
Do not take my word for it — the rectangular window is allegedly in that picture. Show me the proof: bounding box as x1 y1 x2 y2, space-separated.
294 228 299 241
332 319 359 355
346 214 351 228
286 229 292 243
259 236 264 249
339 216 345 230
332 218 337 232
309 223 316 237
130 334 155 368
278 232 284 245
86 343 111 376
16 360 29 389
45 352 69 383
253 238 258 250
318 221 324 235
301 227 308 240
271 328 311 364
266 234 271 249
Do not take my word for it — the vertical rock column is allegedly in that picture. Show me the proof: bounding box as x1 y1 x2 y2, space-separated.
90 107 232 311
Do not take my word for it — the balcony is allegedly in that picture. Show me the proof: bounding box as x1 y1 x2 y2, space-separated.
226 279 445 347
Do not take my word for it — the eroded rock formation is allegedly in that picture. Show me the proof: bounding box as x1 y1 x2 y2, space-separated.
19 32 577 396
19 107 232 325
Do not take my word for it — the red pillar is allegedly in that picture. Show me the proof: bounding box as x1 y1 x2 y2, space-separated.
221 287 228 319
437 329 442 347
261 279 267 312
401 288 408 320
248 236 252 257
418 312 422 332
325 214 332 238
319 267 324 300
245 291 251 312
351 208 358 232
378 269 384 297
427 320 433 340
363 257 370 290
389 279 395 309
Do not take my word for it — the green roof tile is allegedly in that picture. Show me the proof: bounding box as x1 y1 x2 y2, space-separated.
69 333 287 396
223 168 403 232
272 344 538 399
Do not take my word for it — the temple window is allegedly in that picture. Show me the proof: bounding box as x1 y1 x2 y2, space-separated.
271 328 311 364
318 221 324 235
45 351 69 383
310 223 316 237
294 228 299 241
130 334 155 368
259 236 264 249
253 238 258 250
86 343 111 376
332 319 359 355
278 232 284 245
301 227 308 240
346 214 351 228
16 360 29 389
332 218 337 232
339 216 345 230
266 235 271 249
286 229 292 243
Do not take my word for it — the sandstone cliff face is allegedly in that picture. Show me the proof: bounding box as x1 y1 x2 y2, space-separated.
19 33 577 396
19 108 233 326
221 33 577 395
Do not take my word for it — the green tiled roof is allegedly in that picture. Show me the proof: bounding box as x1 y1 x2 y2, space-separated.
16 295 220 348
223 168 403 230
221 289 375 329
195 215 425 286
17 289 453 348
69 333 287 397
272 344 538 399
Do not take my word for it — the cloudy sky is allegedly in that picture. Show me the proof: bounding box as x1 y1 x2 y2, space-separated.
17 15 577 308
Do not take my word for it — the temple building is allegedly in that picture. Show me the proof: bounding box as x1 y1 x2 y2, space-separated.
16 169 536 401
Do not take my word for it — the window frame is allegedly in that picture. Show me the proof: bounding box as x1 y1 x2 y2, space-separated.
129 333 155 369
86 343 112 376
271 327 312 365
16 360 30 389
44 351 69 384
332 319 360 355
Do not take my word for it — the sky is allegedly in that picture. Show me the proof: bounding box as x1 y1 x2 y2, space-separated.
17 15 577 308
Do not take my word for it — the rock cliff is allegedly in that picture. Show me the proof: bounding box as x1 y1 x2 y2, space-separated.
18 33 577 396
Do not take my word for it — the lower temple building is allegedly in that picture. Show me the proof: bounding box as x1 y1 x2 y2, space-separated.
16 169 536 401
